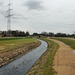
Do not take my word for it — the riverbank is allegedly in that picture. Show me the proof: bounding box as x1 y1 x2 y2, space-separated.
0 37 41 67
0 39 47 75
26 38 59 75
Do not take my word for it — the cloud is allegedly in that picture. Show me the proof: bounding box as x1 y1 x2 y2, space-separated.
23 0 44 10
0 1 4 16
0 2 3 6
12 14 28 20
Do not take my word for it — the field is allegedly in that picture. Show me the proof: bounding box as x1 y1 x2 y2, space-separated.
51 37 75 49
26 38 59 75
0 37 38 53
0 37 41 67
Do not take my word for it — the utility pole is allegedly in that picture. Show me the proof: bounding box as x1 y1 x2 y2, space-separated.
6 0 13 37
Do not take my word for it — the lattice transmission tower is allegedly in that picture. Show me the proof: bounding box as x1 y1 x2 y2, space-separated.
6 0 13 37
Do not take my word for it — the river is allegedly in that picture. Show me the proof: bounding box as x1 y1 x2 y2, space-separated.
0 40 48 75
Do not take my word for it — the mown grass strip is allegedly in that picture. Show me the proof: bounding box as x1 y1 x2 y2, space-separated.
0 37 22 41
0 37 34 41
0 37 38 53
51 38 75 49
26 38 59 75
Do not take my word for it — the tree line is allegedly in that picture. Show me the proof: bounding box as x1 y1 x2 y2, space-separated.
0 30 75 37
32 32 75 37
0 30 30 37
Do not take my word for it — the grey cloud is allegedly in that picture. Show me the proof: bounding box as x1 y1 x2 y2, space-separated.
23 0 44 10
12 14 28 20
0 2 4 16
0 2 3 6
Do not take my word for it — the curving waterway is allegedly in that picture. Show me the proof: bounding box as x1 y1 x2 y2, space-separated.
0 40 48 75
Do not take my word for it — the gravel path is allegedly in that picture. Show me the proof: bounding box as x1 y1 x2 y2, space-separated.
51 39 75 75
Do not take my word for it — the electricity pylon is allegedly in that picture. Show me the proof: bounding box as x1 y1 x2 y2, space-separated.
6 0 13 37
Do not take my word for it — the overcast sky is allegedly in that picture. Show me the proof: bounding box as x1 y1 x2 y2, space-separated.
0 0 75 34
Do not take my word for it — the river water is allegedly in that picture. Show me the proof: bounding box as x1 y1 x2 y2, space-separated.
0 40 47 75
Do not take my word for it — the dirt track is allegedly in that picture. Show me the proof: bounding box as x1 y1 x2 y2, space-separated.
51 39 75 75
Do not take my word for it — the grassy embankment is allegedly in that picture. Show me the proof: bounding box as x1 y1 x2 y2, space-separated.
51 38 75 49
26 38 59 75
0 37 41 67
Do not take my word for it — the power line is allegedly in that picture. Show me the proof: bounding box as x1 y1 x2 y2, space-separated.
6 0 13 37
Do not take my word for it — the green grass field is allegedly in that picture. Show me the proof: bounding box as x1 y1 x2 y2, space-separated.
0 37 38 53
51 38 75 49
26 38 59 75
0 37 41 67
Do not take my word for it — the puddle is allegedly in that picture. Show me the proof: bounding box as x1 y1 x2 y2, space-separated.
72 50 75 54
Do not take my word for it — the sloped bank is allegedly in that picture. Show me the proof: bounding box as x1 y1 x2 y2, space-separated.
26 38 59 75
0 40 41 67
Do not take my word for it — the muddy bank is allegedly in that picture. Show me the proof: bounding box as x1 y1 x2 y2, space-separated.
0 41 41 67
